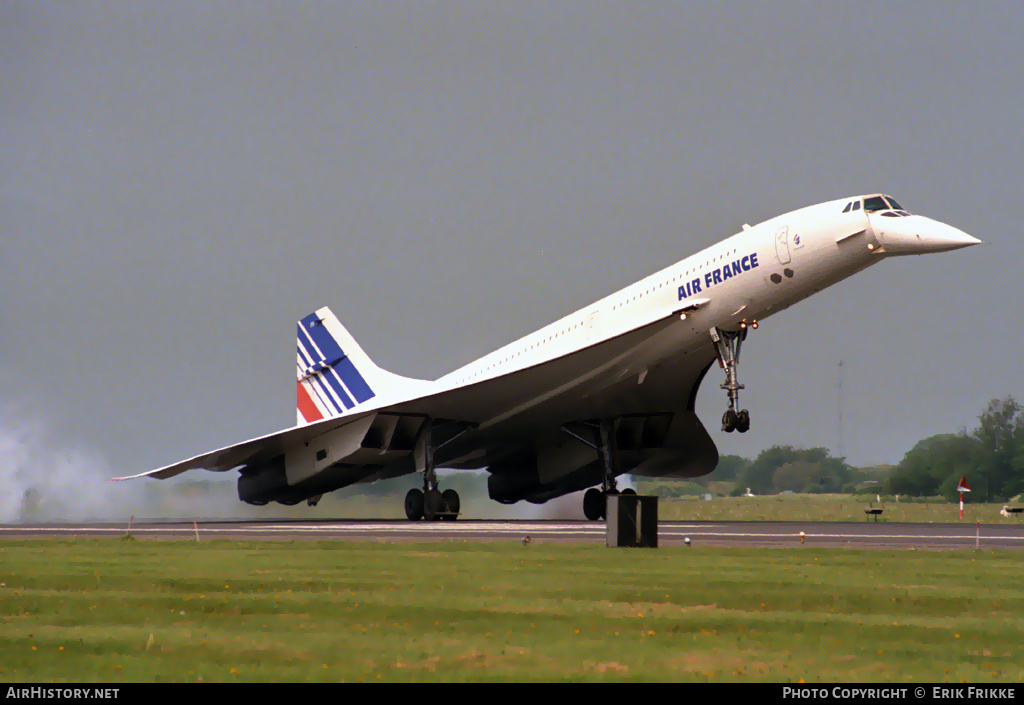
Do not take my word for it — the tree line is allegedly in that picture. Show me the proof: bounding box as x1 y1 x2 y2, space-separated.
699 397 1024 502
887 397 1024 501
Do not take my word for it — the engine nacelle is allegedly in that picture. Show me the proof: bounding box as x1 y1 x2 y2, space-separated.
237 457 288 505
238 456 379 506
488 459 603 504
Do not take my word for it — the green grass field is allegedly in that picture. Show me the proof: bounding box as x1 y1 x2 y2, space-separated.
2 539 1022 682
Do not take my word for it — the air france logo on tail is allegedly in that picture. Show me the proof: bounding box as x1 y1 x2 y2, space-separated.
296 313 375 423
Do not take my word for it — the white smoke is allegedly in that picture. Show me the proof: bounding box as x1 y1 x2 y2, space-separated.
0 402 635 523
0 406 258 522
0 406 138 522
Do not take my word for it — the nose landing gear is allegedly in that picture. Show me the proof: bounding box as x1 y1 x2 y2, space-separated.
711 326 751 433
721 408 750 434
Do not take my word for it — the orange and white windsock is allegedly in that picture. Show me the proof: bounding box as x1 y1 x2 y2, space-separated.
957 476 970 518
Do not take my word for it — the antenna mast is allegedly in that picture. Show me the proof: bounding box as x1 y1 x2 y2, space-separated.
835 359 845 459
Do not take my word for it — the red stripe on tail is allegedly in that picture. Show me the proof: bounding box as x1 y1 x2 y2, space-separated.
297 381 324 423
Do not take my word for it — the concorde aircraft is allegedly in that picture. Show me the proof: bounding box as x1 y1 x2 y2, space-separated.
117 194 979 521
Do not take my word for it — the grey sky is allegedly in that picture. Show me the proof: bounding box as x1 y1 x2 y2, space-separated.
2 1 1021 498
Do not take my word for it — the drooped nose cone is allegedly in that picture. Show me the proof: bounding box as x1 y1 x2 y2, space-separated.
871 214 982 255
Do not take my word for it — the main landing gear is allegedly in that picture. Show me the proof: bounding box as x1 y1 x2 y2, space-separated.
564 419 636 522
710 325 753 433
404 486 460 522
404 418 467 521
583 486 637 521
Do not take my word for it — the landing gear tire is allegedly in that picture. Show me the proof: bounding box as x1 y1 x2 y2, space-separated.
424 489 445 521
583 488 605 521
572 419 625 522
405 488 424 521
736 409 750 433
441 489 461 521
620 488 637 496
603 488 620 520
722 409 738 433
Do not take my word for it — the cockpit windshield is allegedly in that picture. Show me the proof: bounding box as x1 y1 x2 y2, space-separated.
844 195 909 216
863 195 906 212
863 196 890 212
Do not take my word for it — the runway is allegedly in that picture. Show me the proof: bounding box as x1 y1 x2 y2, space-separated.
3 519 1024 550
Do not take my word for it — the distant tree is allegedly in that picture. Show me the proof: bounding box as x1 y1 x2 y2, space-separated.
773 461 826 493
849 464 895 486
887 398 1024 501
738 446 799 494
739 446 852 495
973 397 1024 500
888 433 982 499
707 454 749 482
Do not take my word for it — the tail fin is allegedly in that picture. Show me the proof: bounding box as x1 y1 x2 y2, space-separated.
295 306 423 424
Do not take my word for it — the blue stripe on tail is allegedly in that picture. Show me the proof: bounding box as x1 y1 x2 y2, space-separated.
297 313 375 407
297 329 355 411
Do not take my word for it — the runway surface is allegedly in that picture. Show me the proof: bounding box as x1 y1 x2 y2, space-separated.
3 519 1024 550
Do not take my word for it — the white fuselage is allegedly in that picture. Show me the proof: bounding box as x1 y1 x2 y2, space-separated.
439 195 974 395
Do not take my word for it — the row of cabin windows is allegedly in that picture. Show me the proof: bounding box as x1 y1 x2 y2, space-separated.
462 244 745 381
611 247 740 310
465 319 588 381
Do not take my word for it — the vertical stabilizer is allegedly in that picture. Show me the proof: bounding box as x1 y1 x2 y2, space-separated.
295 307 426 424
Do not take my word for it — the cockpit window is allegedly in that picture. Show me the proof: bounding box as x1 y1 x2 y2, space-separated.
883 196 904 210
863 196 889 212
852 200 861 211
842 202 852 213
